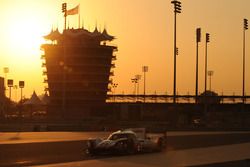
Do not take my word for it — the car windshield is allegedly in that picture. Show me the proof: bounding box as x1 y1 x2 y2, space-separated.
108 133 132 140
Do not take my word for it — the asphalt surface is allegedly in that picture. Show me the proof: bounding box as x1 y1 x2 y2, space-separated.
34 142 250 167
1 132 250 166
188 159 250 167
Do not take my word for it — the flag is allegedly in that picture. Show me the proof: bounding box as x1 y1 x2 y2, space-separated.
67 5 79 16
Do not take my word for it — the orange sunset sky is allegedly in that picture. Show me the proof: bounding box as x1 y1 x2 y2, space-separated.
0 0 250 101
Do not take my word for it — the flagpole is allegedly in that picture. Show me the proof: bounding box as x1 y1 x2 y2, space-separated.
62 3 67 30
78 5 80 29
65 14 67 30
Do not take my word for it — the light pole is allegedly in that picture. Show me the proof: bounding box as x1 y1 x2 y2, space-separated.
61 3 67 118
205 33 210 94
195 28 201 103
135 74 141 101
19 81 25 103
112 83 118 102
171 0 182 103
243 18 248 103
131 78 138 102
7 79 13 100
3 67 9 96
142 66 148 102
207 70 214 91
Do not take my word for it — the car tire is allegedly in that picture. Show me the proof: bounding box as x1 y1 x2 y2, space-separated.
157 137 166 151
136 143 142 153
126 139 136 154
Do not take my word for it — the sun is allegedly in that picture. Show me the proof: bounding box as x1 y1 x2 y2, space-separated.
3 12 52 97
7 18 46 56
0 0 62 97
1 1 59 61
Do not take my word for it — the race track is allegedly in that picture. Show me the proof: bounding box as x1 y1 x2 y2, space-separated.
1 132 250 166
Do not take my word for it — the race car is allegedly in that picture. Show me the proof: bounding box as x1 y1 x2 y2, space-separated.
85 128 166 155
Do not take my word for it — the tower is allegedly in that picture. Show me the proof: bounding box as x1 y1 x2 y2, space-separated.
41 27 117 119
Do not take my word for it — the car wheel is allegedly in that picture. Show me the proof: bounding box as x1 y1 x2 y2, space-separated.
85 148 94 156
157 137 166 151
136 143 142 153
126 140 136 154
115 141 128 154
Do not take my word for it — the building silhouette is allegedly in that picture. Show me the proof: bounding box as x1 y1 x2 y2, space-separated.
41 27 117 118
